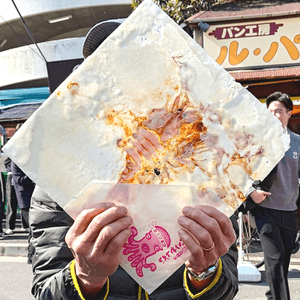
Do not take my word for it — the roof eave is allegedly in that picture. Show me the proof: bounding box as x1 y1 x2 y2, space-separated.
0 118 27 123
187 9 300 24
229 67 300 82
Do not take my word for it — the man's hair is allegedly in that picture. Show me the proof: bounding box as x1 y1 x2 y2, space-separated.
266 91 293 111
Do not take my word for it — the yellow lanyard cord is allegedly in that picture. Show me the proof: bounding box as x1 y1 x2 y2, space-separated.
138 286 150 300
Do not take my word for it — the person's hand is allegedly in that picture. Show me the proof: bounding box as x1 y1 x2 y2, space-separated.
250 189 271 204
65 202 133 299
178 206 235 275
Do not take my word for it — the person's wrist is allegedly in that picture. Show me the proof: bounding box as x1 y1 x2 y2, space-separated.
186 259 220 293
186 259 219 282
75 266 107 299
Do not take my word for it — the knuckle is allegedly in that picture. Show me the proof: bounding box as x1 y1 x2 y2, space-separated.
78 209 89 219
208 218 219 229
178 215 191 227
111 205 128 217
201 205 212 211
99 225 116 243
203 218 219 235
91 214 105 228
186 208 201 222
201 231 211 242
123 227 132 238
123 215 133 227
79 209 92 219
110 229 131 252
219 244 231 256
96 216 132 241
65 228 77 246
183 234 195 246
65 233 72 245
219 215 231 228
109 235 125 249
100 226 114 241
228 231 236 244
74 247 85 257
70 241 84 256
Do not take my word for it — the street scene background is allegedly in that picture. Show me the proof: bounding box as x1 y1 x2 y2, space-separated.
0 217 300 300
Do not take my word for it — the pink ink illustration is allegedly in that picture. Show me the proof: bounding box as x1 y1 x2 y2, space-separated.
122 222 171 277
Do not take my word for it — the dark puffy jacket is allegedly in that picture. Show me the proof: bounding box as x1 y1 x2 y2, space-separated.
30 186 239 300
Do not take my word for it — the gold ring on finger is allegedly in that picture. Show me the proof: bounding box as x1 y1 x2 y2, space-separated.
202 242 215 251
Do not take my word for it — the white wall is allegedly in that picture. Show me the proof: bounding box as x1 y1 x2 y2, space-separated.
0 38 84 88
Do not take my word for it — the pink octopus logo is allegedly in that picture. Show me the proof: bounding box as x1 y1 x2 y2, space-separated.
122 222 171 277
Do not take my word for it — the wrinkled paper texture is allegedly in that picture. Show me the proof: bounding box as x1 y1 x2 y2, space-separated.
3 0 289 294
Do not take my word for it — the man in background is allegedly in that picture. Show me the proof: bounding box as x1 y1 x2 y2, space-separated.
249 91 300 300
11 160 35 231
0 151 6 238
4 156 18 235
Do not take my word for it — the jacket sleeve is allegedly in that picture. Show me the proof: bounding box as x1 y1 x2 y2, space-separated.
238 165 278 214
183 215 239 300
11 161 34 186
4 157 11 172
30 186 109 300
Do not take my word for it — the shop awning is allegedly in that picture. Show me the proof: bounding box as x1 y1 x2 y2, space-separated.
0 103 43 122
0 87 49 108
0 87 49 122
230 67 300 82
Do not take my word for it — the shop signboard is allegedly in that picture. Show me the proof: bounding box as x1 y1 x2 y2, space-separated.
203 16 300 70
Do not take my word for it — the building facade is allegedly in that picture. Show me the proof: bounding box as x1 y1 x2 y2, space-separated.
187 0 300 133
